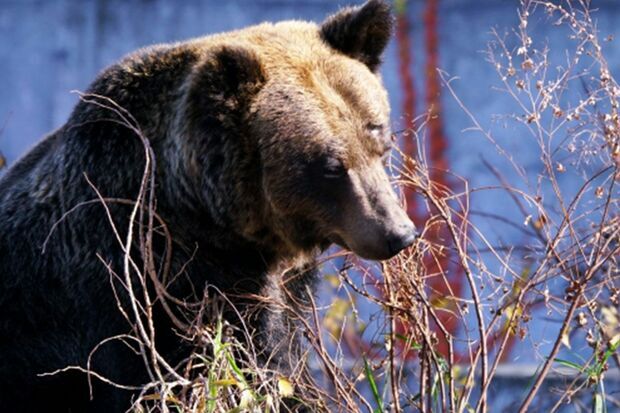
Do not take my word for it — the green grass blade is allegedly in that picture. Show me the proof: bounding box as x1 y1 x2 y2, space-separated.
363 356 384 413
593 392 604 413
553 358 583 371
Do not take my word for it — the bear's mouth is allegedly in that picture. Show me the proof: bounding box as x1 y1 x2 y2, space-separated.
327 233 348 250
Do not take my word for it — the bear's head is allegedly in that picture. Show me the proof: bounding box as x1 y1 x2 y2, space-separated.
185 0 417 261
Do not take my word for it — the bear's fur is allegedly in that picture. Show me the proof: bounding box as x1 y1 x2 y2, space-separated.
0 1 416 411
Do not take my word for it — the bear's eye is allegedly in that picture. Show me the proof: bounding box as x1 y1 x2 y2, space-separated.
368 123 385 139
368 123 392 151
323 157 347 179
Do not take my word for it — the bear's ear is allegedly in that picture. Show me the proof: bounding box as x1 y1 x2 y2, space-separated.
186 46 265 130
210 46 266 98
320 0 393 72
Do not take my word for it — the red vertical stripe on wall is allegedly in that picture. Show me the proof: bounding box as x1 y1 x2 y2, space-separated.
395 0 419 222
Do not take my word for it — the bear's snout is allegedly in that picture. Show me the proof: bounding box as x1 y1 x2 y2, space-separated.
331 161 418 261
386 221 418 257
353 210 417 261
337 220 417 261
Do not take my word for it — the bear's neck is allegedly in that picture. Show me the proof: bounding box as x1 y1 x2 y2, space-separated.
155 185 317 278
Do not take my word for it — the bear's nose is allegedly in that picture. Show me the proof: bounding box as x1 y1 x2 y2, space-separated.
387 225 418 257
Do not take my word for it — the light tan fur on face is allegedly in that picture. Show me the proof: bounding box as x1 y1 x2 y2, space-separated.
210 23 411 260
179 3 414 261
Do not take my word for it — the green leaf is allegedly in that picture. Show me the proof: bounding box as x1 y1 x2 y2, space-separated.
553 358 583 371
363 357 384 413
395 333 422 351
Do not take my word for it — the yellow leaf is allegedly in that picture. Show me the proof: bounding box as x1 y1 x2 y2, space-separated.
140 393 181 404
561 332 571 349
278 377 294 397
324 298 351 337
324 274 340 288
141 393 161 401
214 378 238 387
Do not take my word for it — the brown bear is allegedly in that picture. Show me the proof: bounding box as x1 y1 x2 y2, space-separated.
0 0 416 411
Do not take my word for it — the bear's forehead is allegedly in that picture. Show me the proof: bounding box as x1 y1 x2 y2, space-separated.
222 21 388 103
223 21 391 161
